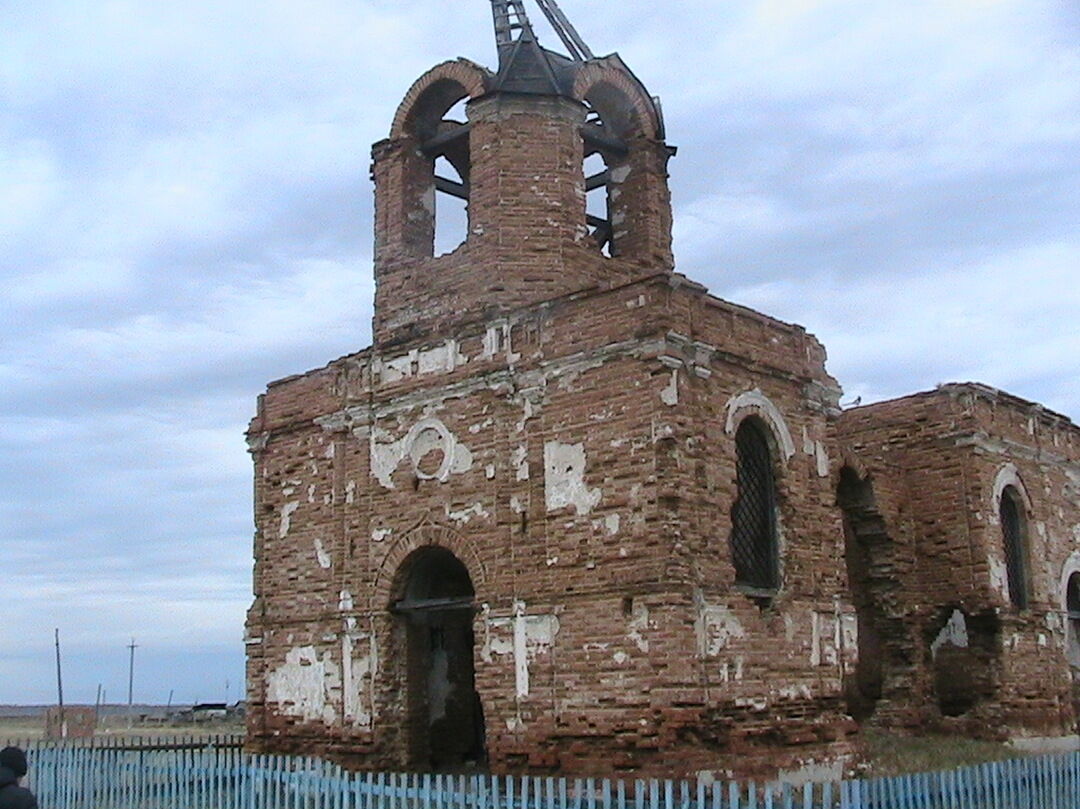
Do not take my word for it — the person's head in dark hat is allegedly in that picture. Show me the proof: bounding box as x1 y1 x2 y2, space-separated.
0 746 27 778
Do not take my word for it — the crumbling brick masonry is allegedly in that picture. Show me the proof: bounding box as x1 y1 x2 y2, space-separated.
245 2 1080 780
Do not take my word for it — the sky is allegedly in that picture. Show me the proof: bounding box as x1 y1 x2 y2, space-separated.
1 0 1077 705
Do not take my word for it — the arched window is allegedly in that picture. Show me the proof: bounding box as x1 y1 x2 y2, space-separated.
1067 573 1080 649
999 485 1030 609
730 417 779 592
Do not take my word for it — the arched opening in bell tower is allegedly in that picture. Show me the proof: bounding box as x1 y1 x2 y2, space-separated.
390 546 485 770
398 78 475 259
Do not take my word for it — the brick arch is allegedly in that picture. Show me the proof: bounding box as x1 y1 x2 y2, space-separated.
572 60 660 140
832 446 871 488
991 463 1033 515
372 520 488 608
723 389 796 464
390 59 491 139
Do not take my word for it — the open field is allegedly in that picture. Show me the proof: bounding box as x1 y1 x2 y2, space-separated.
0 715 244 743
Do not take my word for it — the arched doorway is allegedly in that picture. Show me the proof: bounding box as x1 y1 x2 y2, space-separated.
391 546 485 769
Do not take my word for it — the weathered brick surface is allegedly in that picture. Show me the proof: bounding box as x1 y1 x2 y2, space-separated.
835 385 1080 739
246 33 1080 782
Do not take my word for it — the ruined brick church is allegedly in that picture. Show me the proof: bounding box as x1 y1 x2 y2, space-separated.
245 0 1080 780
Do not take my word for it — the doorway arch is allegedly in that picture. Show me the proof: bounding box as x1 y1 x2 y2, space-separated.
391 546 485 769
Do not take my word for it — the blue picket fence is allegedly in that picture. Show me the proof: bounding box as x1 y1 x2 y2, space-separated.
11 739 1080 809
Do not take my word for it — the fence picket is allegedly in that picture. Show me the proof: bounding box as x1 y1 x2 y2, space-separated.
18 737 1080 809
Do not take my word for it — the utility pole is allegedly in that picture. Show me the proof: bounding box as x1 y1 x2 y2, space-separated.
54 628 65 738
94 683 103 728
126 637 137 726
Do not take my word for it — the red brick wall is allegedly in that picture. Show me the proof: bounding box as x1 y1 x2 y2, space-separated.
836 385 1080 739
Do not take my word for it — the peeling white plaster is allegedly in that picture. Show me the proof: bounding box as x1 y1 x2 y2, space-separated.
482 325 501 359
266 646 339 725
481 604 559 699
815 441 830 478
446 502 490 526
613 651 629 665
279 502 300 539
989 555 1010 598
313 538 332 569
341 632 376 728
627 602 650 653
931 609 969 658
485 464 496 479
417 340 467 375
660 369 679 406
810 611 841 667
307 484 317 503
544 441 601 515
695 603 745 657
605 513 621 535
723 389 796 461
345 480 356 505
339 590 354 611
371 527 391 543
513 445 529 481
379 351 416 383
369 418 474 489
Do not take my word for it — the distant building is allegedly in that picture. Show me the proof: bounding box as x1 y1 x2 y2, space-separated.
245 0 1080 780
191 703 229 722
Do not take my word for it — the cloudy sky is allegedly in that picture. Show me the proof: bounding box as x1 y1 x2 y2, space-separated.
1 0 1077 705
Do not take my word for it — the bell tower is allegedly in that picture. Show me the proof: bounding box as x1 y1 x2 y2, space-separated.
371 0 676 344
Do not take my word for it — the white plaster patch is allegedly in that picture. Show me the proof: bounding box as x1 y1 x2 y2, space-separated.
339 590 354 611
810 611 842 667
446 502 490 526
342 632 376 728
367 418 474 489
371 527 391 543
627 602 650 653
613 651 629 665
481 604 559 699
660 369 679 406
266 646 340 725
345 480 356 505
931 609 969 658
418 340 467 375
989 555 1010 598
544 441 601 515
279 502 300 539
815 441 830 478
513 445 530 481
695 603 745 657
314 538 332 569
379 351 416 383
605 513 621 535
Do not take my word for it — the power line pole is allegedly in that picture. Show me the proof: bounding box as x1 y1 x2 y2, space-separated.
54 628 65 737
126 637 137 726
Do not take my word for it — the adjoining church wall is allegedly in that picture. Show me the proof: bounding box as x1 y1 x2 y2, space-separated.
836 385 1080 740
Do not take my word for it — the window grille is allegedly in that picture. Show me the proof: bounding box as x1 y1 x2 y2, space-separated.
730 419 779 591
1065 572 1080 650
1000 487 1028 609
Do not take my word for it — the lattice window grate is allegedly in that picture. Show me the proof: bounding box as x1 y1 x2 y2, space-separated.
1000 488 1029 609
730 419 779 591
